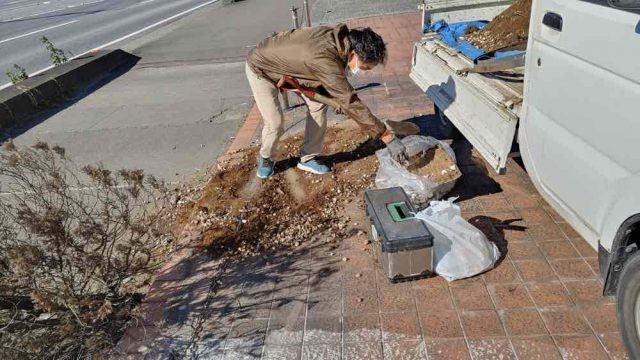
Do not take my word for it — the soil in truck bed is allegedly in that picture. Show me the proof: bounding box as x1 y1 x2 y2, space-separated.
465 0 532 53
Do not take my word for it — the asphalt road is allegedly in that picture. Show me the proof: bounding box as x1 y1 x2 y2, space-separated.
0 0 220 86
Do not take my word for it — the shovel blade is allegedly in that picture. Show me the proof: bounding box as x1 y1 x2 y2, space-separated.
384 120 421 136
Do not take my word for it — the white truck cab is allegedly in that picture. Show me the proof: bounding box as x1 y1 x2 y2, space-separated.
411 0 640 355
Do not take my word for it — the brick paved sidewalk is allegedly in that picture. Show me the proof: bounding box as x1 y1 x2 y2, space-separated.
114 12 628 360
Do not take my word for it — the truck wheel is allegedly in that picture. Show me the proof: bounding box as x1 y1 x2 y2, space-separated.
434 106 460 140
617 250 640 358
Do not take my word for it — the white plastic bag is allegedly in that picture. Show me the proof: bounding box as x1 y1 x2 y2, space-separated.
375 135 458 207
415 198 500 281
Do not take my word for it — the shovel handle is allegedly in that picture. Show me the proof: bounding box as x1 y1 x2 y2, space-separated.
277 75 341 109
277 75 316 97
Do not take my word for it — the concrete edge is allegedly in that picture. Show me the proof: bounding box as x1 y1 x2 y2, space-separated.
0 49 139 130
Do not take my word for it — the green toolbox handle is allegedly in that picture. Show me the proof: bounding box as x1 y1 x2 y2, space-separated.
387 202 414 222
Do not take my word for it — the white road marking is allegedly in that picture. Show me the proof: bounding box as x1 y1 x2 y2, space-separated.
0 20 78 45
140 0 156 4
1 0 106 21
0 0 219 90
79 0 220 54
67 0 104 9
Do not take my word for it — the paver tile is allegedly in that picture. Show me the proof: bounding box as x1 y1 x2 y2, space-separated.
383 340 428 360
540 307 591 335
585 257 601 277
550 259 597 281
519 208 554 225
344 289 379 314
451 284 494 310
538 240 581 259
468 338 516 360
302 343 341 360
308 268 342 292
483 259 522 284
378 287 415 313
554 334 609 360
414 287 454 314
570 237 598 258
507 194 542 210
514 259 558 283
526 223 566 242
512 336 562 359
558 222 581 238
270 296 307 319
262 345 301 360
343 313 381 343
527 282 574 307
265 317 304 345
380 312 421 342
304 316 341 344
420 310 463 338
478 194 512 212
225 319 268 349
503 227 532 243
582 303 619 333
425 338 470 360
411 274 448 288
223 345 263 359
544 206 565 223
564 280 615 305
508 242 544 260
501 308 548 336
447 276 484 287
460 310 505 339
343 342 384 360
307 291 341 316
488 283 534 309
598 332 630 360
342 270 376 293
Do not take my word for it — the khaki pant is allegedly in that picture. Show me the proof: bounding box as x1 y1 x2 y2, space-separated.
245 63 327 162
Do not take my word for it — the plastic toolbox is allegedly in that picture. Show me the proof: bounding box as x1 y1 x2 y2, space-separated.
364 187 434 282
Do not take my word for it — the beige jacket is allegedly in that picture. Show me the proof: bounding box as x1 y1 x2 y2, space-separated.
247 24 386 138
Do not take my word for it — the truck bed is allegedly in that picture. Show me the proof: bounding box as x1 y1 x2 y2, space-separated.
410 32 524 173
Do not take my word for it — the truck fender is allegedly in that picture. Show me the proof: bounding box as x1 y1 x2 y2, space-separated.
599 179 640 295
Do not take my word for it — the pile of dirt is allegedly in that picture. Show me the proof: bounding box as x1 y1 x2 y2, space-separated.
406 144 461 184
176 125 384 259
465 0 532 53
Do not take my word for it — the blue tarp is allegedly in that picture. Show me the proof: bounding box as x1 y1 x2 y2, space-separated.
426 20 525 61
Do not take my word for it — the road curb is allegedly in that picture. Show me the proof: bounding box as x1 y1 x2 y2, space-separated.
0 49 138 130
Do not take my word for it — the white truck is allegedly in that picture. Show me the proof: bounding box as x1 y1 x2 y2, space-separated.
410 0 640 355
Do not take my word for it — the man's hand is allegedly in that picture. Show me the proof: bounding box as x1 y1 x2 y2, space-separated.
385 136 409 164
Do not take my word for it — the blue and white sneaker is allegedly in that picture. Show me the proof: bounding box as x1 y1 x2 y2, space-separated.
257 157 275 179
297 159 330 175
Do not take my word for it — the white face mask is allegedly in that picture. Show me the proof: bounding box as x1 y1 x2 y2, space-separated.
348 56 361 77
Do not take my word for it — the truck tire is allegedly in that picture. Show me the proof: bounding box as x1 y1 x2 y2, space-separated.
434 106 460 140
617 250 640 358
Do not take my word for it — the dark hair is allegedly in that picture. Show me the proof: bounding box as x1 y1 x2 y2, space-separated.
347 27 387 65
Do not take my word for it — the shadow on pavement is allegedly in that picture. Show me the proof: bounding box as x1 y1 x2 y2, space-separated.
469 215 527 265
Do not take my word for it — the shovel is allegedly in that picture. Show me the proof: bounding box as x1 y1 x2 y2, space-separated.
277 75 420 137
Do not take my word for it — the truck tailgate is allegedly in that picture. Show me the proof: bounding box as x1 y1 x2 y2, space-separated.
410 35 523 173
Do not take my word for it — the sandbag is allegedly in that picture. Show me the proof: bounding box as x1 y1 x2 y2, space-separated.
375 135 460 208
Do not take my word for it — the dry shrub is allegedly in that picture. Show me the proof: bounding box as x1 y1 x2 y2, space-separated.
0 141 174 359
